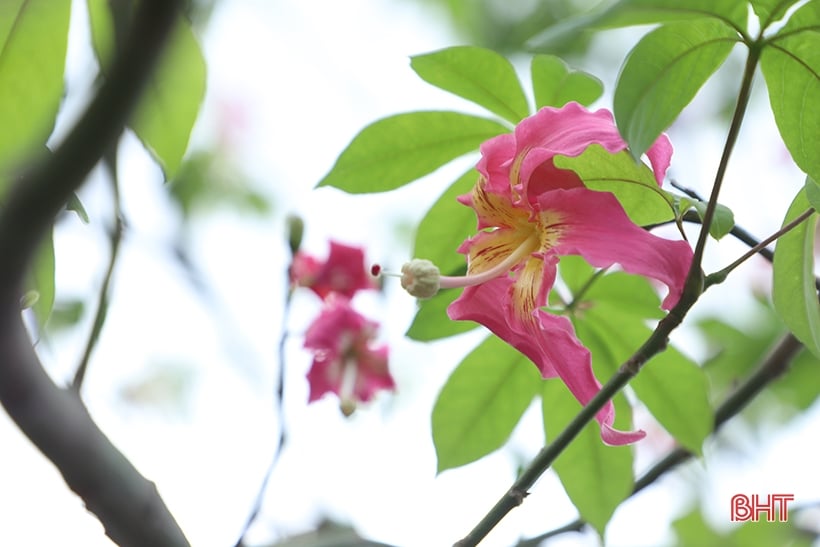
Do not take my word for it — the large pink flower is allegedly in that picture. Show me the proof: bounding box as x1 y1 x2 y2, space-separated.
291 240 375 300
420 102 692 445
304 296 393 415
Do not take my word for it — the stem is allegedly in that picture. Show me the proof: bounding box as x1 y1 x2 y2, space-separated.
0 2 190 545
690 46 760 271
72 150 124 391
234 255 295 546
455 45 763 547
705 207 815 288
517 333 803 545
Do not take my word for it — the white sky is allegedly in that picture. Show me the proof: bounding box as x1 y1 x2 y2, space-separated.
1 1 819 546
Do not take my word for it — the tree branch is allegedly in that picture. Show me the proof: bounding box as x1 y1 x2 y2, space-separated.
0 1 190 545
517 333 803 546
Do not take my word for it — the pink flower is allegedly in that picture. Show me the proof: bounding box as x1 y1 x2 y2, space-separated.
290 240 376 299
304 296 393 415
411 102 693 445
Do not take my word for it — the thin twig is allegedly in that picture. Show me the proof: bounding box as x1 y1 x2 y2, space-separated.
72 149 124 391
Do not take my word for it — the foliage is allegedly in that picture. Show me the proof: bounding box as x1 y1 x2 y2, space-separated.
3 0 820 545
319 1 820 541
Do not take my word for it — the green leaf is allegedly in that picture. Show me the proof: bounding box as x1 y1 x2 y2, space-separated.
413 169 476 276
577 282 712 454
542 380 633 537
0 0 70 180
750 0 803 30
761 2 820 184
773 187 820 358
614 20 737 160
583 271 666 320
433 335 541 472
67 192 90 224
88 4 206 180
530 55 603 109
554 145 676 226
805 177 820 211
411 46 529 124
672 508 725 546
557 255 595 296
131 21 206 180
528 0 748 52
678 196 736 240
405 286 478 341
318 112 508 193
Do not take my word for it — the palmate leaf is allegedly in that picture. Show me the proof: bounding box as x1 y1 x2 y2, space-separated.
0 0 70 185
614 19 739 160
530 54 603 109
760 0 820 184
432 335 542 472
554 145 676 226
411 46 529 124
87 0 206 180
317 111 507 193
773 187 820 358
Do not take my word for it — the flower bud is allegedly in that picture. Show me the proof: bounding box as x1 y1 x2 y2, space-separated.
400 259 441 299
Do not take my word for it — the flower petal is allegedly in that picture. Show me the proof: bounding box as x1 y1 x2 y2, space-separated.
354 344 393 402
646 133 673 185
448 277 644 444
539 188 692 309
459 174 528 231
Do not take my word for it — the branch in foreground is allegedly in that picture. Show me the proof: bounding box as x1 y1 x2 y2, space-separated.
517 333 803 546
0 1 189 545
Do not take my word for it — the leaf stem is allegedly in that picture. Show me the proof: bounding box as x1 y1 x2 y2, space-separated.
690 45 760 271
705 207 815 288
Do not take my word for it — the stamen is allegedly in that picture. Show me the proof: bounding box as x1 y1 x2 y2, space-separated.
339 358 358 417
439 232 540 289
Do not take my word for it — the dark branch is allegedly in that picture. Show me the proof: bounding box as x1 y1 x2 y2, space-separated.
0 1 190 545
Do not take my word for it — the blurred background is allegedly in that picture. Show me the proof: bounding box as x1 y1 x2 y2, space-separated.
1 1 819 546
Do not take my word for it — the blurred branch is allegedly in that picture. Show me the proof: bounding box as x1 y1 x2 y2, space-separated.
517 333 803 546
0 1 190 545
235 217 303 546
72 149 124 392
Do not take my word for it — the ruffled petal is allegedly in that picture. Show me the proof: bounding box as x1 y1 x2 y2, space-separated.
539 188 693 310
448 277 645 445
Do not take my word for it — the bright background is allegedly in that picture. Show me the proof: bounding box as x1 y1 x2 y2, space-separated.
1 1 819 546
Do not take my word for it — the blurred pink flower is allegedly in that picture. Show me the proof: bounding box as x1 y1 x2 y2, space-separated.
291 240 376 300
304 296 393 415
415 102 692 445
